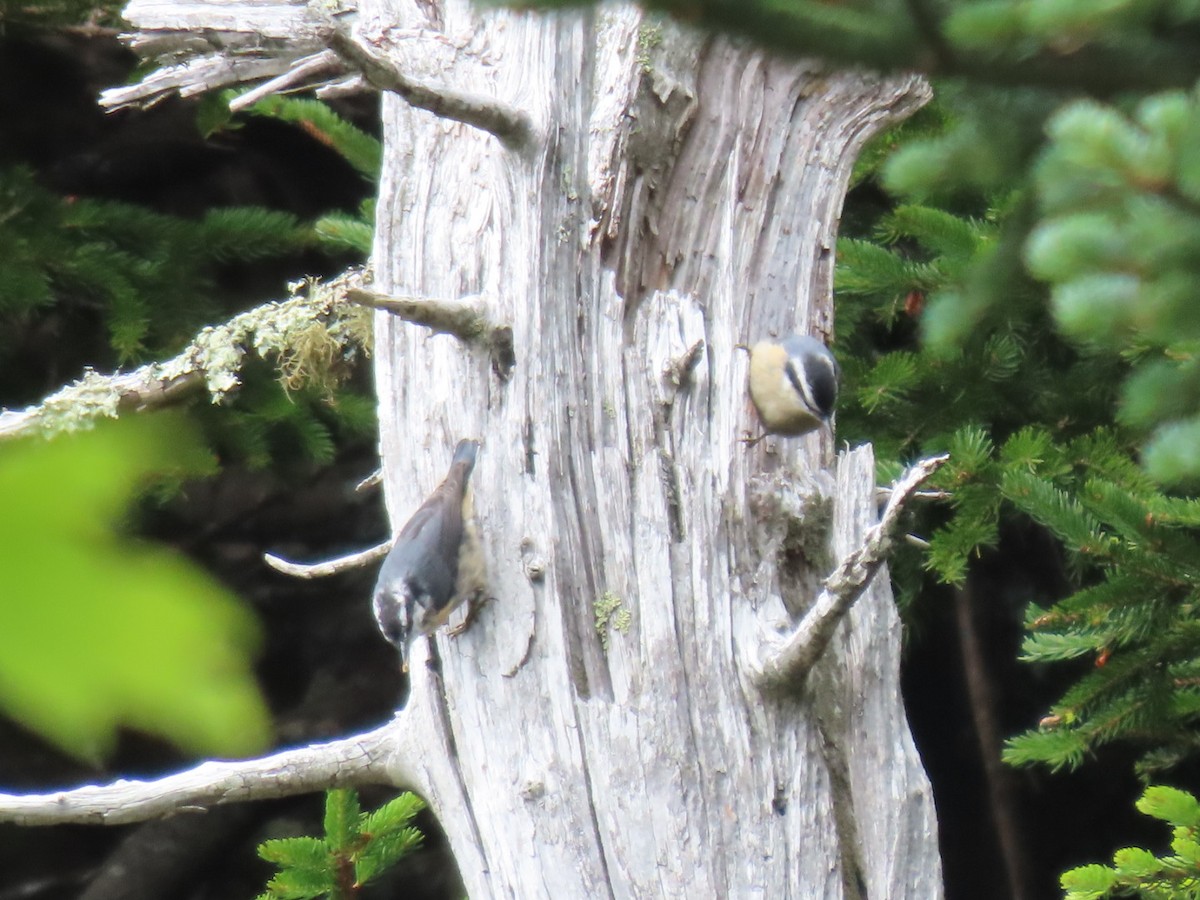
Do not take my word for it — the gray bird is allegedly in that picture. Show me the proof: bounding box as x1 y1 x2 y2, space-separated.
372 439 487 672
747 334 839 437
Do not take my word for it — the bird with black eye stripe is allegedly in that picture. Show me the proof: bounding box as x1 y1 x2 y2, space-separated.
747 334 839 441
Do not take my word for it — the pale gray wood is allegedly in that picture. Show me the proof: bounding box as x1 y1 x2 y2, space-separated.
0 722 406 825
367 3 939 897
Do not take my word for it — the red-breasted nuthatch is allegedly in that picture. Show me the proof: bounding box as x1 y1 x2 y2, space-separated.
748 335 839 437
372 439 487 672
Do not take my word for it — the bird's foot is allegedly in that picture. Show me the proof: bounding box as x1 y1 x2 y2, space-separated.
447 592 493 638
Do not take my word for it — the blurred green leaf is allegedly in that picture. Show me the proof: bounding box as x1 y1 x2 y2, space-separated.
0 414 269 761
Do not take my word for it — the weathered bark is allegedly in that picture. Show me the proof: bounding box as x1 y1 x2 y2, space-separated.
0 1 943 896
367 4 938 896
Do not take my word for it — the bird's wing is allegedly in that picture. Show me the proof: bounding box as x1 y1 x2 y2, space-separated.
392 469 466 610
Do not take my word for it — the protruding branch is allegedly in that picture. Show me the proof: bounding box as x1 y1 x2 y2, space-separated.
348 288 516 379
0 367 203 440
264 540 390 578
357 469 383 492
0 722 405 826
876 486 951 503
754 453 949 691
328 30 532 148
663 339 706 391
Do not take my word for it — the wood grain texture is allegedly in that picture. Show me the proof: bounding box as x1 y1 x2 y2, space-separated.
367 2 939 896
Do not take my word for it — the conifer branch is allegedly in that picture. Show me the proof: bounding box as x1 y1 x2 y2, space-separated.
0 722 407 826
754 453 949 691
635 0 1200 96
328 30 532 148
0 271 370 442
264 540 390 578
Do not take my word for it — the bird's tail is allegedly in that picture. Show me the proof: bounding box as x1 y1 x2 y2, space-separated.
451 439 480 479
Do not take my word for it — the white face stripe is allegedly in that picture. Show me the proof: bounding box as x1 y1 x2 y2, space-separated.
779 365 810 416
790 350 837 418
784 359 820 417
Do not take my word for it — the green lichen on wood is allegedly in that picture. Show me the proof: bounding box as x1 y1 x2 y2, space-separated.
594 591 632 651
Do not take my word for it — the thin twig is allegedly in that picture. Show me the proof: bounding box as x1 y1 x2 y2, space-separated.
328 30 532 148
356 469 383 493
228 50 345 111
348 288 516 378
263 540 390 578
754 453 949 691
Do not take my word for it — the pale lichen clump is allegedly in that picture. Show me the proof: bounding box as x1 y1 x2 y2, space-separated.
37 369 125 434
253 276 374 396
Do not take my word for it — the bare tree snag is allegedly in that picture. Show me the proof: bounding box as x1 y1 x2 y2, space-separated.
363 4 938 896
0 2 945 897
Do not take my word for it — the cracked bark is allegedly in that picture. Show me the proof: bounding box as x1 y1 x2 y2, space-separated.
368 4 941 896
0 1 944 896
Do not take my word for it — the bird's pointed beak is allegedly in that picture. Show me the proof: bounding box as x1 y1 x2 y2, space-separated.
399 632 419 674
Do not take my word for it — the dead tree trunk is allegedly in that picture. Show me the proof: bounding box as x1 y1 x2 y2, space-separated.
366 4 938 896
0 2 942 896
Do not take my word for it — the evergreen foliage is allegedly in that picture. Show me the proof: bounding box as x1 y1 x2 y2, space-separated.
837 107 1200 777
256 789 425 900
203 92 381 257
3 88 381 471
0 165 309 363
222 95 381 181
1061 785 1200 899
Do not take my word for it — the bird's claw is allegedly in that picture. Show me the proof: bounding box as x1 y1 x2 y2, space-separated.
447 592 494 638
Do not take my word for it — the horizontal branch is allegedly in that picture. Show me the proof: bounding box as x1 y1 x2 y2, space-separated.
347 288 516 378
754 453 949 691
328 30 532 148
0 270 369 442
0 721 404 826
264 539 390 579
876 486 950 503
